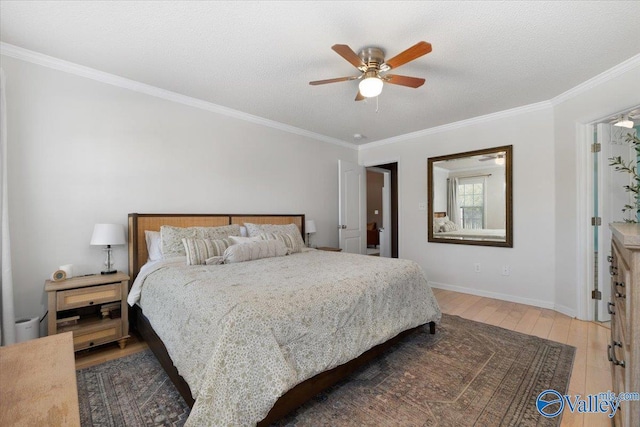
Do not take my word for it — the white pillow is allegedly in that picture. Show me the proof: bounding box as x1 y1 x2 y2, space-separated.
182 238 231 265
161 224 242 258
442 220 460 232
244 223 306 249
223 240 288 263
259 232 303 254
145 230 163 262
229 236 262 245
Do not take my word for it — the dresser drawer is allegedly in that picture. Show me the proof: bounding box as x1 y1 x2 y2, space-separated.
71 319 122 351
57 283 121 310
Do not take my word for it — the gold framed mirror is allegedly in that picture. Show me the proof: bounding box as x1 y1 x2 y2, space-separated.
428 145 513 247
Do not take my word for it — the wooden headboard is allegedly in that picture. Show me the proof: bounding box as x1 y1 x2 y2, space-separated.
128 213 305 282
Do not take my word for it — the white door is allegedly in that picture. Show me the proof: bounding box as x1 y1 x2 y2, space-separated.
338 160 366 254
596 123 636 321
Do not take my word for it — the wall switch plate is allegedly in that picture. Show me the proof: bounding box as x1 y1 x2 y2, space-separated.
374 210 379 215
502 265 510 276
418 202 426 211
474 263 481 273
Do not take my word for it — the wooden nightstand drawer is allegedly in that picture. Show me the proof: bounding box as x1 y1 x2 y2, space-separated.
69 319 122 351
46 271 130 352
57 283 121 311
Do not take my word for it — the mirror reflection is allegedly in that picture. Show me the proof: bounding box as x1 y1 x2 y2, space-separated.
428 145 513 247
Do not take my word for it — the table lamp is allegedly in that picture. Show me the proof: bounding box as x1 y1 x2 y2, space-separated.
305 220 317 248
90 224 126 274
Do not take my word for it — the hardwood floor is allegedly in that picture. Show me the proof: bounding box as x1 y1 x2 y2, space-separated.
433 288 613 427
74 290 612 426
74 332 148 370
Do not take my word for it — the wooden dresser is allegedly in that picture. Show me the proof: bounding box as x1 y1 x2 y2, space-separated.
0 332 80 426
608 223 640 427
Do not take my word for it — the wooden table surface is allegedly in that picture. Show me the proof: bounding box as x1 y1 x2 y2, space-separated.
0 332 80 426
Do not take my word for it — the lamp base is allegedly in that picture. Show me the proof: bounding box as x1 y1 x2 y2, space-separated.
101 270 117 275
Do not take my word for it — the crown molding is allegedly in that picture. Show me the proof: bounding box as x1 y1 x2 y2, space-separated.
358 101 552 151
550 53 640 106
0 42 356 150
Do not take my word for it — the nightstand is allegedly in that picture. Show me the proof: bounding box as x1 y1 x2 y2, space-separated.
45 272 130 352
316 246 342 252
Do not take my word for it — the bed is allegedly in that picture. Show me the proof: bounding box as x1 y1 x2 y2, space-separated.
432 212 506 241
127 213 441 426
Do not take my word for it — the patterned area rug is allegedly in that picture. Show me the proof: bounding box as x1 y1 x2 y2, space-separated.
77 350 190 426
77 314 575 426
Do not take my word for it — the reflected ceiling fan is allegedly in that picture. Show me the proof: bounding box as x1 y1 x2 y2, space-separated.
309 41 432 101
478 154 506 165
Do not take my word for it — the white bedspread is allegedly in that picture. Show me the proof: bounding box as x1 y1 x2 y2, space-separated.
130 250 441 426
435 228 506 240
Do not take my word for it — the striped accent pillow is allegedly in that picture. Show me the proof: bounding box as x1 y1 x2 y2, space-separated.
259 232 303 254
182 238 231 265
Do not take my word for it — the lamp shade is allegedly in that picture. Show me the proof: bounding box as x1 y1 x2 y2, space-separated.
305 220 317 234
90 224 126 246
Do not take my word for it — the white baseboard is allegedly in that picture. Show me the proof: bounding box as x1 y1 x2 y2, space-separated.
429 281 576 318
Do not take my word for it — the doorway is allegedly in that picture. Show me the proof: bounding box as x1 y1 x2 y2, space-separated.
589 108 639 322
366 162 398 258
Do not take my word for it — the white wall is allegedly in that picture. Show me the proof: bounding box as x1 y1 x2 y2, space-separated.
2 56 357 323
553 65 640 317
360 107 557 309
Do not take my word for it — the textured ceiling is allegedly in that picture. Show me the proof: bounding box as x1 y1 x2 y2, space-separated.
1 1 640 146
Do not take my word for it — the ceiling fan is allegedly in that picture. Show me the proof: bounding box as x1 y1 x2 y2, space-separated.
478 154 506 165
309 41 432 101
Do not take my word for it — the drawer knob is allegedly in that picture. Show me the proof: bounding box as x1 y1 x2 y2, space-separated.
607 255 614 263
608 302 616 315
615 292 626 299
615 281 625 288
89 301 94 305
609 266 618 276
89 341 94 347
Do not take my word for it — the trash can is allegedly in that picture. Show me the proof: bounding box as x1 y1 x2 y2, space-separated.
15 317 39 343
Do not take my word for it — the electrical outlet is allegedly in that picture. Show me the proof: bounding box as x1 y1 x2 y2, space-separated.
418 202 426 211
502 265 510 276
474 263 481 273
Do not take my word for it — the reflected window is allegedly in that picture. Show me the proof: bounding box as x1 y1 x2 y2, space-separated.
458 178 485 229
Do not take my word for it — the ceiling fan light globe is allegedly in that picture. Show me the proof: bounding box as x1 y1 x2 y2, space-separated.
359 77 383 98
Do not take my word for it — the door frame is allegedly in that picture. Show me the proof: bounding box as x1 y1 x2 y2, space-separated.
363 160 400 258
366 167 391 257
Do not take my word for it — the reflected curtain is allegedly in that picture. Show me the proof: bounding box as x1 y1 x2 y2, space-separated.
446 177 460 225
0 68 15 345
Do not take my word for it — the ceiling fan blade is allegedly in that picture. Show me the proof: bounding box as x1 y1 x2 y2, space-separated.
332 44 366 69
309 76 359 86
385 41 432 70
355 91 365 101
385 74 425 88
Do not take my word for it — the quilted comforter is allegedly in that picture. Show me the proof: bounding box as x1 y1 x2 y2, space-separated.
129 249 441 426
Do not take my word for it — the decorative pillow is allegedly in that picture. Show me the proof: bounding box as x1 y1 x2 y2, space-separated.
229 235 262 245
222 240 288 264
259 232 303 254
441 220 460 232
182 238 231 265
244 223 306 249
161 224 241 258
145 230 163 262
433 216 449 233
